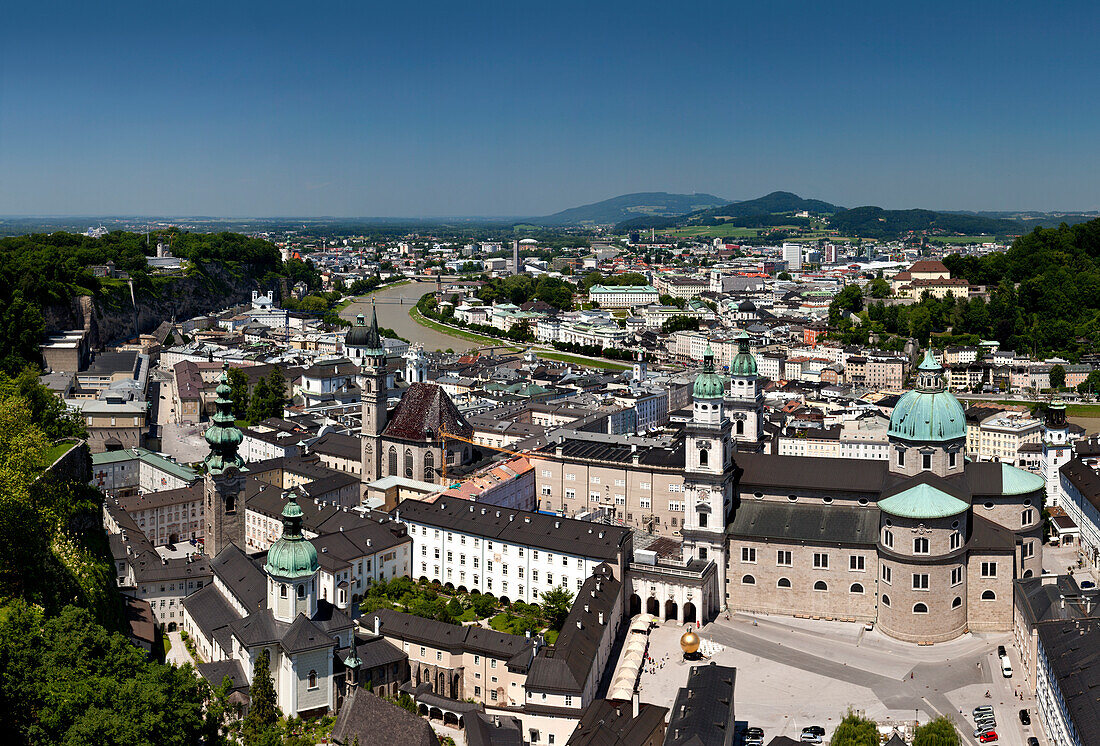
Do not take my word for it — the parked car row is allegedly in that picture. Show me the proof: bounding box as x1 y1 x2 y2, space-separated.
973 705 997 742
742 725 826 745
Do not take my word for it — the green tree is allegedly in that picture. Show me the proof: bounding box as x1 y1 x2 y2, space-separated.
541 585 575 631
471 594 497 618
1050 364 1066 390
912 716 959 746
777 271 792 281
265 368 288 417
829 710 879 746
868 277 891 298
1077 369 1100 395
227 367 250 419
246 377 270 425
445 597 464 619
242 648 280 746
829 285 865 326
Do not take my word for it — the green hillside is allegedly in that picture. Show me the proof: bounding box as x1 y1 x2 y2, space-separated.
532 192 728 226
616 191 842 231
828 206 1023 240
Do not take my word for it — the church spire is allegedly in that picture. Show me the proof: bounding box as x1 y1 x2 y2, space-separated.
364 299 384 354
204 364 244 474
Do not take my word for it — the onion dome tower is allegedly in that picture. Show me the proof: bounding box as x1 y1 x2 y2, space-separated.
265 490 320 623
729 331 763 449
203 364 247 557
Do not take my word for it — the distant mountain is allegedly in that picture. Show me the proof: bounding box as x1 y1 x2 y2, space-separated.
616 191 843 231
531 192 729 226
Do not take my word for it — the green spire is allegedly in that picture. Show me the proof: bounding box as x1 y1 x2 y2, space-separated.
363 301 385 356
204 364 245 474
264 490 319 579
731 330 758 377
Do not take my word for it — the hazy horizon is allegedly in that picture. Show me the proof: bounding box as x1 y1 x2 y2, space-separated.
3 1 1099 217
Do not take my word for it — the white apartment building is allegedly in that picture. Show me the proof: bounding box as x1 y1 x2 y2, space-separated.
587 285 659 309
397 499 630 606
977 414 1043 464
782 243 803 271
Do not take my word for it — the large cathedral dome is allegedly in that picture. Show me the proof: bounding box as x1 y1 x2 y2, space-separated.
888 350 966 443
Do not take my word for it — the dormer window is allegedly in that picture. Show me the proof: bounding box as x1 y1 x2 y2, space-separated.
922 453 932 470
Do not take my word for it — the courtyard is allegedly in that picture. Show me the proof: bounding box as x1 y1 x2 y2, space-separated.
631 613 1043 746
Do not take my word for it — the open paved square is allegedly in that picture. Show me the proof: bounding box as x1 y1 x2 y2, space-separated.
631 613 1043 746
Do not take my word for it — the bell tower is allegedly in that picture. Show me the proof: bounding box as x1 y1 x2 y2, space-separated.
729 331 764 450
681 345 736 617
360 303 388 483
203 364 247 557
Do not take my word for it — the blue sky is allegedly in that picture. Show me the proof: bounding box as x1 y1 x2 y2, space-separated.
2 1 1098 216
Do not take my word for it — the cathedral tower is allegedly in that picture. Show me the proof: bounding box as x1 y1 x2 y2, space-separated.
728 331 764 450
357 303 388 483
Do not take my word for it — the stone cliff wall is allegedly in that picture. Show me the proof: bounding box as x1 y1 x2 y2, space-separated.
42 264 262 348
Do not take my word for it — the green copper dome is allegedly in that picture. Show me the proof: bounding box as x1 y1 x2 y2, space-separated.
879 483 969 519
693 344 725 399
730 331 758 377
888 351 966 443
264 491 319 580
999 463 1045 495
204 364 245 474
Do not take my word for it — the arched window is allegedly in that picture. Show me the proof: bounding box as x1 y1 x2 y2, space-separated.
882 594 891 607
813 581 828 592
913 602 928 614
404 449 413 478
308 670 317 689
280 584 288 598
952 596 962 608
981 590 996 601
224 493 236 514
699 449 708 467
741 574 755 585
777 577 791 588
424 450 435 481
850 583 864 594
297 584 305 599
388 447 398 476
914 537 929 554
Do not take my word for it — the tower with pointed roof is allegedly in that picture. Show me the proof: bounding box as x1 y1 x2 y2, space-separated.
357 303 388 484
204 364 248 557
681 344 736 615
728 331 764 450
1042 398 1072 507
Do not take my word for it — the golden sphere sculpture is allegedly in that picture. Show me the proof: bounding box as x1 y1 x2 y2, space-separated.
680 630 700 655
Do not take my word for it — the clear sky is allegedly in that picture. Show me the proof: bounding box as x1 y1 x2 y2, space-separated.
2 1 1098 217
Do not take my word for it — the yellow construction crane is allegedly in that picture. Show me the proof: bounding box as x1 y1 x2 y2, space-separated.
438 425 554 484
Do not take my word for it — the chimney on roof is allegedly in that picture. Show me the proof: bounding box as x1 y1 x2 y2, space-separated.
374 615 381 636
576 620 583 630
598 611 604 624
632 690 639 718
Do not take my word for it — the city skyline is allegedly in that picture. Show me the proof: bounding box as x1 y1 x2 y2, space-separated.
2 1 1099 216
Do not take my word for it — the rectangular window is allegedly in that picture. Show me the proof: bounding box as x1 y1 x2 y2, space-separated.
741 547 756 563
849 555 865 571
541 486 551 496
951 567 963 586
922 453 932 470
950 531 961 550
777 550 792 567
912 573 929 590
897 449 905 467
949 451 957 468
881 565 892 584
565 489 575 500
590 492 600 502
981 562 997 578
640 497 651 509
813 553 829 569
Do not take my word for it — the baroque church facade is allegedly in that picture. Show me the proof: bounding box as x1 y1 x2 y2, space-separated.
347 307 475 487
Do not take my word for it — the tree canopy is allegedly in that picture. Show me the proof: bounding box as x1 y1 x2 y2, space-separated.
913 716 960 746
829 711 879 746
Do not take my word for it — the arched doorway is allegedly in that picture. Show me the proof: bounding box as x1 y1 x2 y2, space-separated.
168 533 178 545
646 597 659 616
443 711 459 727
167 621 177 632
629 594 642 617
683 602 697 624
429 707 444 721
665 599 678 621
437 672 446 694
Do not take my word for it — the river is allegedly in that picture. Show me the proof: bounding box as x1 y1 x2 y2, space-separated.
339 281 470 352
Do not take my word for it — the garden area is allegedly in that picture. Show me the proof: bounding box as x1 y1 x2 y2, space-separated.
359 577 573 644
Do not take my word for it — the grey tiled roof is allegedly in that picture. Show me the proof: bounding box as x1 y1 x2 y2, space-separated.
331 688 440 746
664 662 737 746
1035 619 1100 746
727 500 878 547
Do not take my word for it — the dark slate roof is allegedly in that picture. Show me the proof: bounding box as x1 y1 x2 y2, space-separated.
229 609 284 647
363 609 534 666
764 739 802 746
735 451 887 494
182 583 244 648
1061 458 1100 512
331 688 440 746
117 482 202 512
196 659 249 694
310 431 362 461
337 634 406 671
1015 575 1097 627
664 662 737 746
727 500 878 547
1034 619 1100 746
281 614 337 653
396 498 630 561
527 564 621 694
464 712 524 746
131 552 211 585
965 460 1008 497
969 514 1017 553
210 542 268 613
566 699 669 746
383 382 472 441
536 437 685 470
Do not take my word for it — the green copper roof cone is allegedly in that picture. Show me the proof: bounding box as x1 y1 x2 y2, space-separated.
204 363 245 474
264 490 319 579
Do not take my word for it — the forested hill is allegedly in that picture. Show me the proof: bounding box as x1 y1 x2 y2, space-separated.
616 191 843 231
828 207 1023 239
0 231 297 374
532 192 728 226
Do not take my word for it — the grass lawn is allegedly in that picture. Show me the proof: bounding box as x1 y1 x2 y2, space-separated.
409 306 504 346
537 351 631 371
40 439 78 467
664 225 763 238
544 629 559 644
927 236 1002 245
158 632 172 662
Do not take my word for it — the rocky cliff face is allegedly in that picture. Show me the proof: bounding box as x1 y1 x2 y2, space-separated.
42 264 262 348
